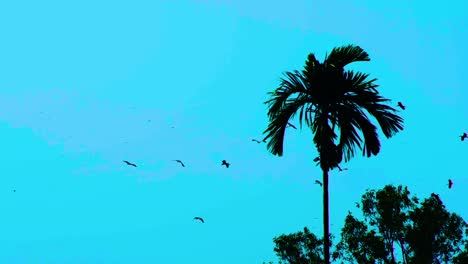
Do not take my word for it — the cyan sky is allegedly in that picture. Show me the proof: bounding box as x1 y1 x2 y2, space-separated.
0 0 466 263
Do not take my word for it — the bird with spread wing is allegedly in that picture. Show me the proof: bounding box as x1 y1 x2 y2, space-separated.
193 217 204 223
173 160 185 167
123 160 137 167
221 160 230 168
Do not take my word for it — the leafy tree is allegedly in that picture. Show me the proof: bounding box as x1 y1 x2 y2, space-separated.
272 227 324 264
337 185 467 263
360 185 418 263
263 44 404 264
267 185 467 264
268 227 336 264
335 213 388 263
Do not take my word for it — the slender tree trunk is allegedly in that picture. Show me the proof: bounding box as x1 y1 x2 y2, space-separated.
389 241 396 263
399 240 408 264
323 169 330 264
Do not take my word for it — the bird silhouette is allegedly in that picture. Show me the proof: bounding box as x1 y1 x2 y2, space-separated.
397 102 406 110
287 122 297 129
173 160 185 167
123 160 137 167
338 166 348 172
460 133 467 141
448 179 453 189
252 139 261 143
193 217 204 223
314 180 323 187
313 157 320 162
222 160 230 168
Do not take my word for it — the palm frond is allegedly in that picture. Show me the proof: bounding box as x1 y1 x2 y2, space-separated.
265 71 307 120
263 96 310 156
263 71 311 156
342 71 404 138
335 106 376 161
346 106 380 159
325 45 370 69
335 106 363 161
298 99 316 130
363 103 404 138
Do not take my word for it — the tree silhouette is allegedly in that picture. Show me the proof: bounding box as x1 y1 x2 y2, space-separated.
263 44 404 264
406 193 467 263
337 185 467 263
360 185 418 263
335 213 389 263
270 227 334 264
267 185 468 264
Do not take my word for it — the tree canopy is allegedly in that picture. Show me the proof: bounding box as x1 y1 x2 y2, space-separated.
266 185 468 264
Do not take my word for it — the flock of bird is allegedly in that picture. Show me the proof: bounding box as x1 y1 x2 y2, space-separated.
116 113 331 224
122 159 231 170
28 100 464 224
136 100 463 221
122 151 233 223
387 102 461 191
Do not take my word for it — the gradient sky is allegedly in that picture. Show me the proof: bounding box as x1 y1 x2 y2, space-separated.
0 0 467 263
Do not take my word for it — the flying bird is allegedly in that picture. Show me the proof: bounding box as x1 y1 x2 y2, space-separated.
287 122 297 129
222 160 230 168
252 139 262 143
338 166 348 172
448 179 453 189
173 160 185 167
193 217 204 223
314 180 323 187
460 133 467 141
313 157 320 162
397 102 406 110
123 160 137 167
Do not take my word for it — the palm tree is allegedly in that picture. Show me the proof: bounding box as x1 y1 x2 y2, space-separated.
262 44 404 264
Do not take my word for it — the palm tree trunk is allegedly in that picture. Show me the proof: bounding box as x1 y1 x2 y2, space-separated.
323 169 330 264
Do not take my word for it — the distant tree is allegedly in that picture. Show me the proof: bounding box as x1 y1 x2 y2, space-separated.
266 185 467 264
263 44 404 264
272 227 324 264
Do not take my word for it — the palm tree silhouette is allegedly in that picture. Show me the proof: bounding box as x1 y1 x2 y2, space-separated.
262 44 404 263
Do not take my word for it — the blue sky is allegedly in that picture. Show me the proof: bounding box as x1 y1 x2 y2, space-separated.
0 0 467 263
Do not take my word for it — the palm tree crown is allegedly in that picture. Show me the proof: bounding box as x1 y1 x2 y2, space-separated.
263 44 404 170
